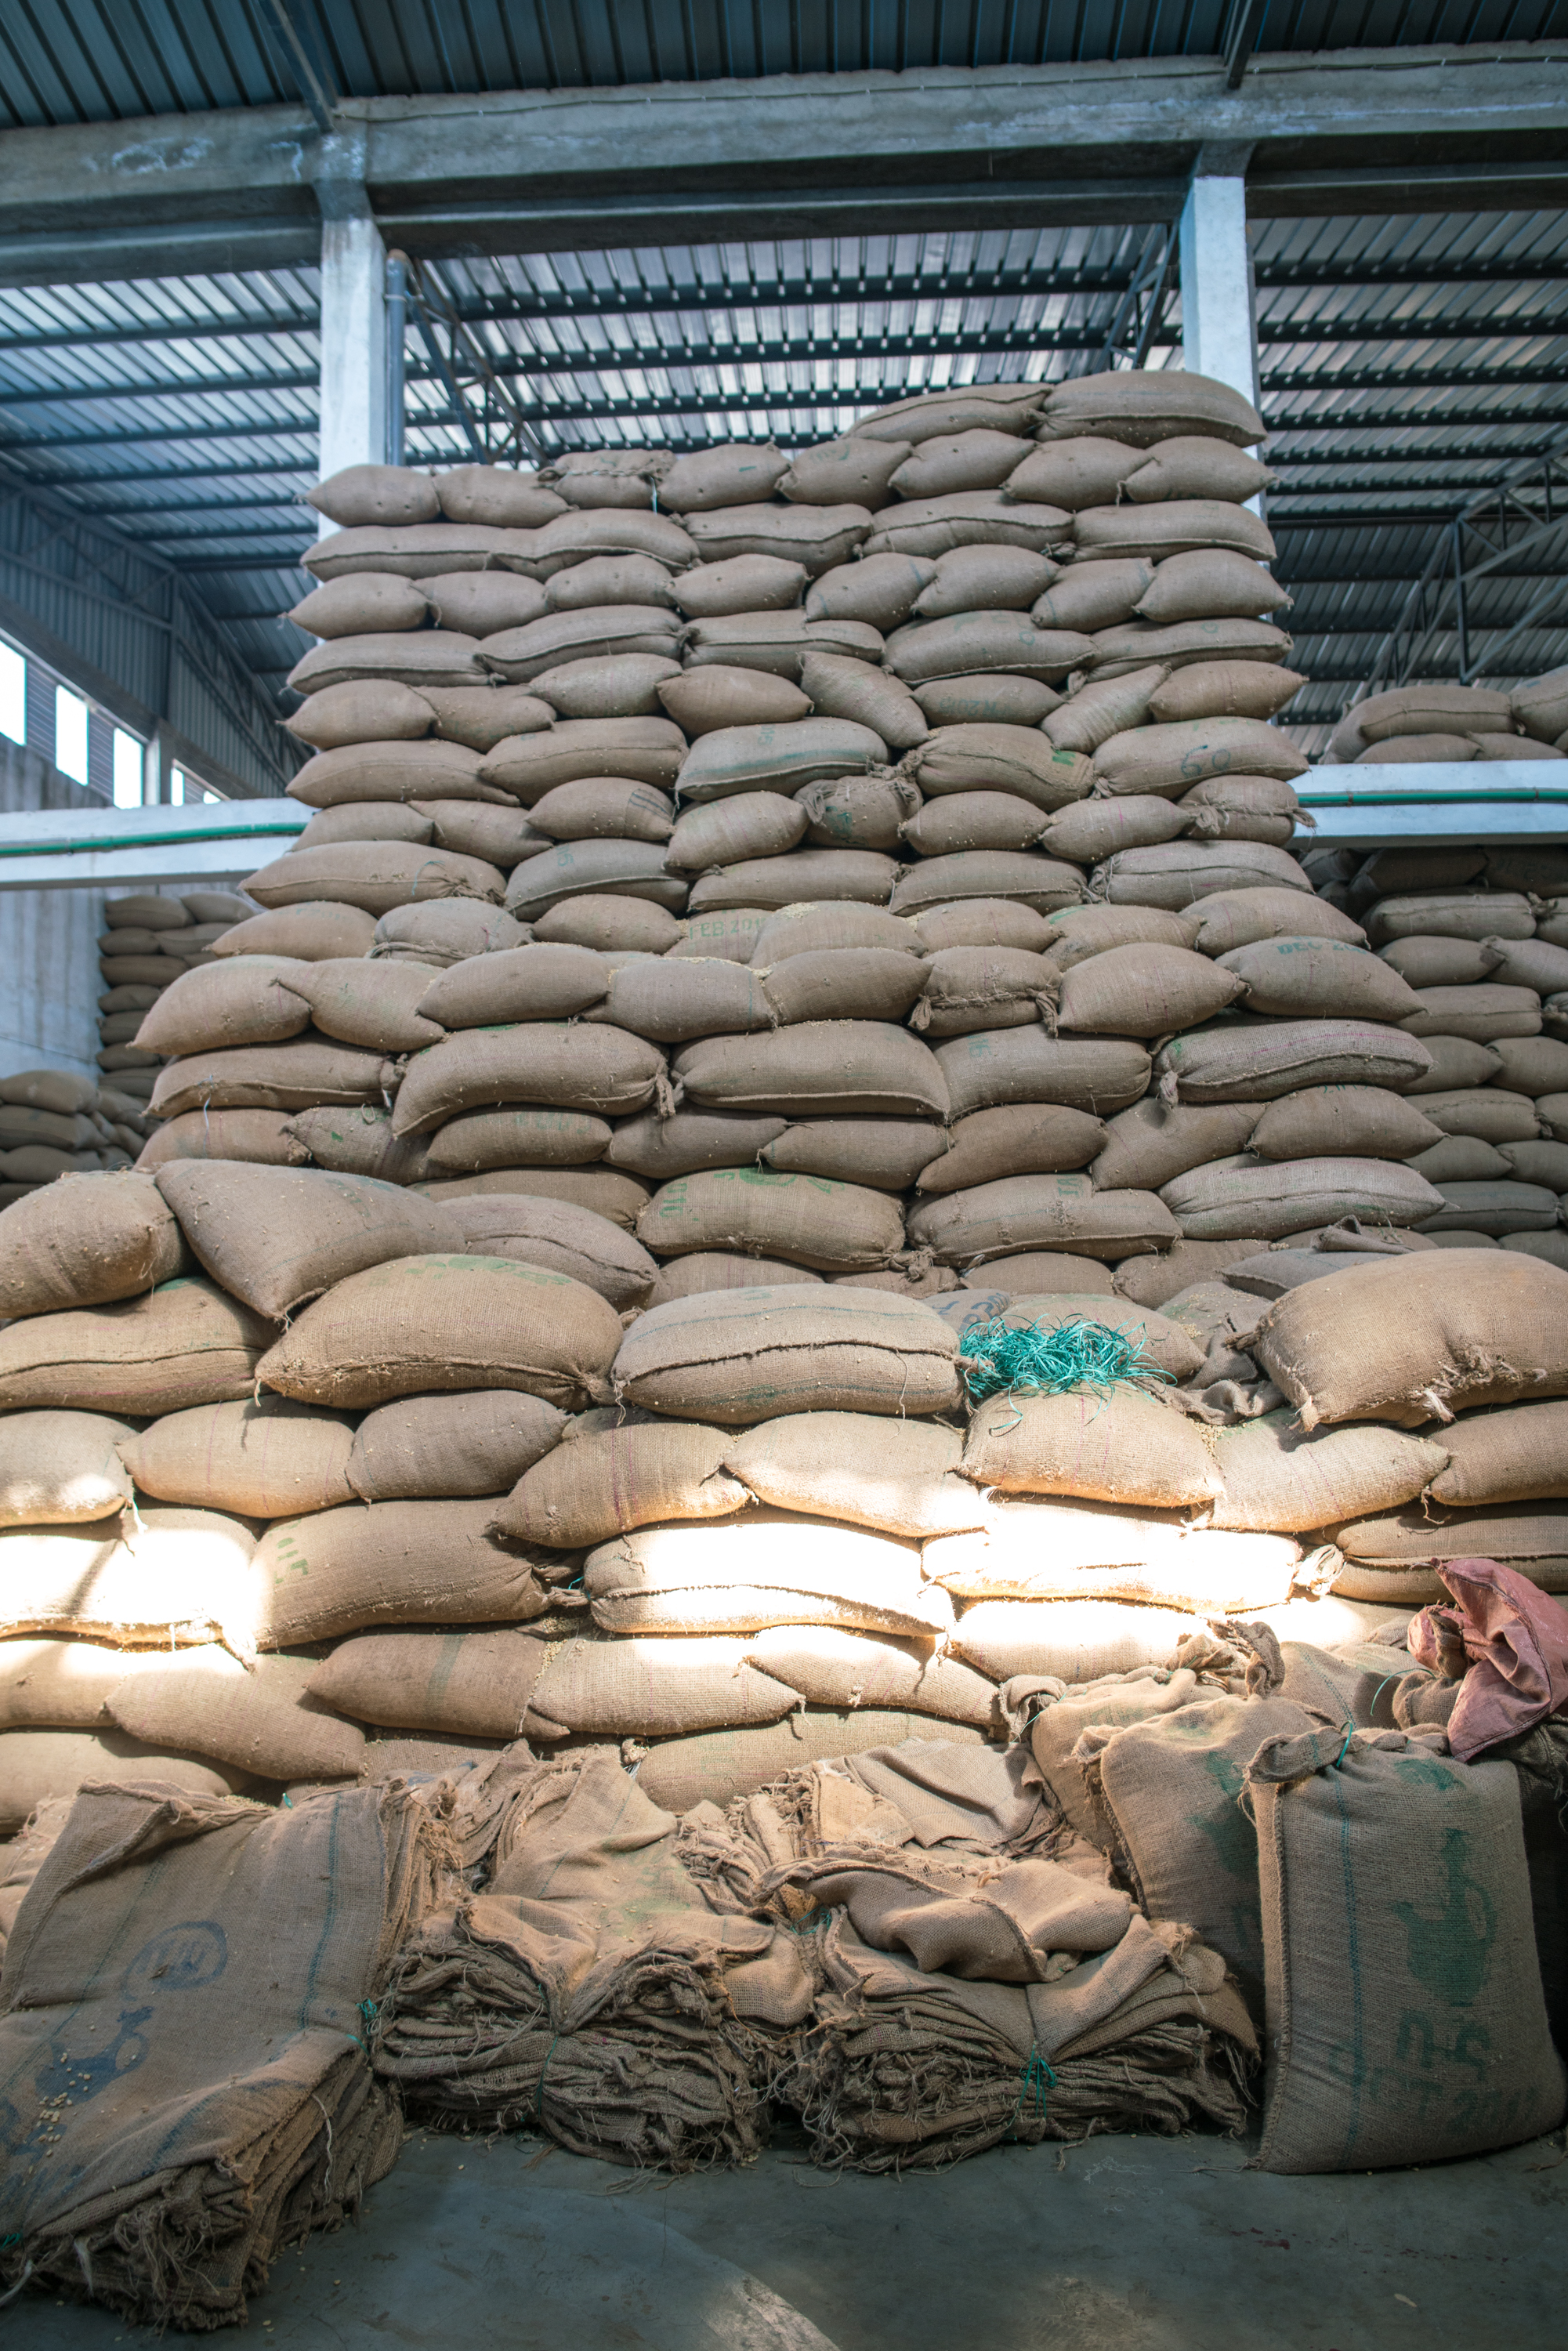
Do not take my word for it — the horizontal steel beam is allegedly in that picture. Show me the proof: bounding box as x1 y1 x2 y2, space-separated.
1262 361 1568 394
2 48 1566 288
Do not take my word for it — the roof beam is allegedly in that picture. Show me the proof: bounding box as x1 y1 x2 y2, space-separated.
2 47 1566 288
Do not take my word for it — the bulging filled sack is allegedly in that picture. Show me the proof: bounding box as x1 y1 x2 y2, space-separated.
0 1278 271 1416
347 1388 566 1502
0 1410 137 1527
612 1287 962 1422
1251 1248 1568 1429
722 1411 986 1538
121 1396 357 1518
1245 1723 1566 2172
584 1511 951 1637
0 1172 188 1320
1205 1411 1449 1534
907 1173 1177 1264
635 1168 905 1272
154 1162 461 1320
253 1497 559 1646
1160 1156 1443 1243
0 1507 260 1655
1154 1021 1432 1103
256 1253 623 1410
491 1415 744 1547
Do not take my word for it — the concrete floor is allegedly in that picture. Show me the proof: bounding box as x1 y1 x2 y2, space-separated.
25 2119 1568 2351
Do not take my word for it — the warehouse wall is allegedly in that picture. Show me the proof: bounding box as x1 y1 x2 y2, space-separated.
0 737 103 1081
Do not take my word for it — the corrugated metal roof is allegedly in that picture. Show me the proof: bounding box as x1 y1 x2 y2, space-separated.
0 7 1564 756
6 2 1566 127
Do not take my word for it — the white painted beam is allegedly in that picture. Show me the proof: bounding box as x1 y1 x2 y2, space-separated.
1298 759 1568 847
317 136 387 509
1179 152 1260 411
0 802 305 892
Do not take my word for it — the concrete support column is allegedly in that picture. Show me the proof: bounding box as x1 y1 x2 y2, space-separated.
1179 145 1259 410
315 133 387 522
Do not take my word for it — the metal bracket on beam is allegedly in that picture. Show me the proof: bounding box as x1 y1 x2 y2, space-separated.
394 255 545 466
1221 0 1270 90
255 0 340 136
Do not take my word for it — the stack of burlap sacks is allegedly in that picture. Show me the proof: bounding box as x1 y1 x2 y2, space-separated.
0 1066 150 1205
1321 664 1568 765
96 886 250 1121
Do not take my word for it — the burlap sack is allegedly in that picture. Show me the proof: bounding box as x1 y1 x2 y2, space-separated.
862 491 1072 561
253 1496 557 1645
259 1251 620 1411
292 799 433 846
493 1416 742 1547
1155 1020 1432 1103
1116 1244 1269 1313
1403 984 1543 1045
0 1731 243 1835
121 1396 356 1517
683 501 873 574
526 508 694 570
1247 1086 1443 1162
1092 616 1294 679
285 741 495 812
910 541 1059 615
1122 437 1275 504
1057 942 1244 1037
288 571 433 635
1425 1398 1568 1507
1150 659 1305 724
890 851 1086 918
0 1277 270 1415
721 1411 983 1538
0 1171 187 1319
0 1637 179 1729
1094 844 1312 914
800 551 928 632
585 1510 950 1637
154 1162 461 1320
668 907 776 961
417 1167 651 1226
885 611 1093 685
478 719 686 806
1245 1724 1566 2170
375 900 529 965
139 1108 304 1175
1088 1686 1327 2012
687 847 899 914
934 1029 1150 1120
212 903 379 964
761 946 926 1026
761 1118 945 1191
887 426 1029 498
303 518 528 579
907 1173 1178 1264
1034 565 1157 644
665 792 806 871
900 791 1048 858
674 1021 949 1118
1038 369 1263 448
149 1038 393 1118
528 1634 802 1741
108 1648 366 1780
634 1710 982 1811
134 958 310 1058
751 902 922 961
961 1387 1222 1509
347 1388 564 1502
1133 547 1291 627
286 956 444 1056
309 462 441 527
604 1107 784 1181
434 464 566 527
645 1251 821 1304
912 1107 1099 1201
1186 887 1367 957
306 1625 543 1735
1036 794 1188 866
746 1625 997 1728
287 627 487 696
1412 1084 1539 1139
281 1103 433 1185
907 725 1093 812
1206 1410 1447 1534
1023 1663 1203 1837
420 683 555 752
392 1022 664 1132
0 1410 136 1526
636 1167 904 1271
683 610 882 678
613 1286 961 1422
1331 1504 1568 1590
1090 1099 1260 1192
1418 1178 1557 1236
0 1780 415 2321
671 552 807 618
444 1194 656 1307
505 837 687 920
415 941 607 1027
1367 889 1535 948
950 1599 1205 1682
426 1102 611 1173
914 676 1063 727
1162 1156 1443 1244
1074 500 1276 564
474 605 683 685
1252 1248 1568 1429
0 1506 259 1653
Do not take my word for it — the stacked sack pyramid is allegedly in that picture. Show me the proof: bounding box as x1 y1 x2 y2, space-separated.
2 369 1568 1837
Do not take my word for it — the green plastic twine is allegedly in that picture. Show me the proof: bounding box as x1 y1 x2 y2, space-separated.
357 1998 378 2047
1008 2044 1056 2138
959 1313 1168 1414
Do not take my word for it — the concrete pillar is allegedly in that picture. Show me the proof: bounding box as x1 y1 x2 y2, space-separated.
316 136 387 523
1179 147 1259 411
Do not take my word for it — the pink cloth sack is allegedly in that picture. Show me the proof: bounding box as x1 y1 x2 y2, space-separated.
1410 1556 1568 1761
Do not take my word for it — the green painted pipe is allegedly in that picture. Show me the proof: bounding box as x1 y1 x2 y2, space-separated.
0 818 304 859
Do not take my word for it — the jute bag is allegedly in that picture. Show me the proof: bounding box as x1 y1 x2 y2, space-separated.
1244 1724 1566 2171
